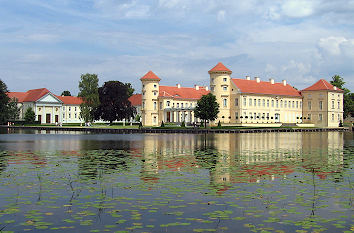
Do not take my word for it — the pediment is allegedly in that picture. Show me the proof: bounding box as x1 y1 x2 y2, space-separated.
37 93 63 104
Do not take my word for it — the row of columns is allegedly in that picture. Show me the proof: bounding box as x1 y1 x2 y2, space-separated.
164 110 198 123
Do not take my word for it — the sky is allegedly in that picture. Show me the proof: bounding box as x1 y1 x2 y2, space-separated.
1 0 353 95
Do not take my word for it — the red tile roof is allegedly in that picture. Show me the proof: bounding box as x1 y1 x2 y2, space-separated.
7 88 82 105
140 71 161 81
159 86 210 100
208 62 232 74
302 79 343 92
128 94 142 106
232 79 302 97
56 95 83 105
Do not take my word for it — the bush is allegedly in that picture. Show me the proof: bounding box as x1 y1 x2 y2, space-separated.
339 120 343 127
24 107 35 123
181 121 185 128
217 121 221 128
139 121 142 129
160 121 165 127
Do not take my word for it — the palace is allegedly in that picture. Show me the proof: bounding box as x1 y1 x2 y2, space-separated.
7 88 83 124
134 62 344 127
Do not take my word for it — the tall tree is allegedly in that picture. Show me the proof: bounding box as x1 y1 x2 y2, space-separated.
78 74 99 123
61 90 71 96
124 83 135 97
24 107 35 123
194 93 220 128
330 75 353 118
0 79 10 124
94 81 136 124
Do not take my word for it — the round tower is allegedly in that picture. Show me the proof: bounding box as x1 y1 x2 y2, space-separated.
208 62 232 124
140 71 160 126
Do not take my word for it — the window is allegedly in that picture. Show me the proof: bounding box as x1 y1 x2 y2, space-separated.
271 100 274 107
69 113 71 118
235 98 239 106
243 98 247 106
210 86 214 91
142 102 145 109
338 114 340 121
63 107 65 111
292 101 295 108
63 113 65 118
223 78 227 82
319 101 323 110
211 78 214 84
167 101 170 107
160 102 163 110
154 91 157 96
276 100 279 108
308 94 311 98
288 101 291 108
338 101 340 109
258 99 260 106
223 99 227 107
296 101 298 108
39 107 41 111
223 86 227 91
249 98 252 106
262 99 265 107
332 100 335 109
75 107 77 111
69 107 71 111
267 100 269 107
154 102 157 110
254 112 257 119
154 84 157 88
181 103 184 108
332 114 334 121
177 103 180 108
300 102 302 108
254 99 256 106
284 100 287 108
280 100 283 108
75 113 77 118
235 112 238 119
308 114 311 120
308 101 312 110
153 116 157 123
319 114 323 121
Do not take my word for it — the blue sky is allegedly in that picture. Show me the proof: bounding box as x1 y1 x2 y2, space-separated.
1 0 353 95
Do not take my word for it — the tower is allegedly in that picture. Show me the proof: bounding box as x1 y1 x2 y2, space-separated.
140 71 160 126
208 62 232 124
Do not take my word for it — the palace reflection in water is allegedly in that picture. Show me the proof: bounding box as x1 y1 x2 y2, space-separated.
0 129 347 186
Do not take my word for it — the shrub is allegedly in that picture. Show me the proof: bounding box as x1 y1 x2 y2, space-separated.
181 121 185 128
217 121 221 128
160 121 165 127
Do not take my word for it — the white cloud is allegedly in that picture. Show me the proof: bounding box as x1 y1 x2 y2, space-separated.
281 0 316 18
217 10 226 22
318 36 354 56
93 0 151 19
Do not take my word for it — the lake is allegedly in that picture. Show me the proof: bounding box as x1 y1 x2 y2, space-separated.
0 129 353 233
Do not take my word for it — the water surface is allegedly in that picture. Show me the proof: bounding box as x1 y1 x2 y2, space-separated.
0 129 353 233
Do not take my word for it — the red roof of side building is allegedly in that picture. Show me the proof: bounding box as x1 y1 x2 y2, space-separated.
208 62 232 74
56 96 83 105
159 86 210 100
140 71 161 81
232 79 302 97
128 94 142 106
7 92 27 102
302 79 343 92
6 88 50 102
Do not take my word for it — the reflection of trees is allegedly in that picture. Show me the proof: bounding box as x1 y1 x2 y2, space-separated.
78 150 132 179
0 152 8 176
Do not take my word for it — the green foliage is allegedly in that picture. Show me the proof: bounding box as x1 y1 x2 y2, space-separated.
61 90 71 96
7 98 20 120
124 83 135 97
94 81 136 124
217 121 221 128
78 74 99 123
135 114 141 122
330 75 353 118
194 93 220 128
160 120 165 127
181 121 185 127
24 107 35 123
0 79 10 124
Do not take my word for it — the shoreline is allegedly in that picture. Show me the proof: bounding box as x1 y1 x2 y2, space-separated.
0 125 349 134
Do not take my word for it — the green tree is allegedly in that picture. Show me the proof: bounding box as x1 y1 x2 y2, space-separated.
61 90 71 96
124 83 135 97
194 93 220 128
330 75 353 118
94 81 136 124
78 74 99 123
24 107 35 123
0 79 10 124
7 98 20 120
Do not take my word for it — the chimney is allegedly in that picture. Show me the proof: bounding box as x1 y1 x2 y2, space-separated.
255 77 260 83
194 85 199 90
333 86 337 90
177 84 181 88
269 78 274 84
205 86 209 91
246 76 251 80
282 80 287 86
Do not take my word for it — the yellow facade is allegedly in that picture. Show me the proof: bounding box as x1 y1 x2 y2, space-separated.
140 64 343 127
